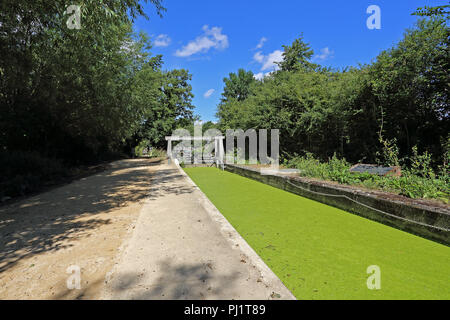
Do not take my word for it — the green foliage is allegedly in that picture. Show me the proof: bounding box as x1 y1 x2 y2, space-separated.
276 35 317 72
133 68 195 149
289 154 449 202
148 148 166 158
217 18 449 172
134 139 150 157
219 69 256 107
412 4 450 18
385 173 448 200
0 1 193 156
288 153 329 179
0 0 195 196
408 146 435 179
438 137 450 185
378 137 400 167
369 18 449 164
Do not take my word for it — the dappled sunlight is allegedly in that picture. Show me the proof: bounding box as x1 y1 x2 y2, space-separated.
0 159 161 274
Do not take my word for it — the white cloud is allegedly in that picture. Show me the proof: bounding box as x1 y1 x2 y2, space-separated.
154 34 171 47
253 51 264 63
253 50 284 71
175 25 229 57
253 72 265 81
262 50 283 71
255 37 267 49
312 47 334 62
203 89 215 98
253 71 273 81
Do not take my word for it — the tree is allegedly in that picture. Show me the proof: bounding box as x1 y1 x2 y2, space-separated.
276 35 317 72
0 0 188 162
368 18 449 163
216 18 449 167
135 68 195 148
220 69 255 103
413 3 450 19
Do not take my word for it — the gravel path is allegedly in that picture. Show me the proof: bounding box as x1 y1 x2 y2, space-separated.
102 162 294 300
0 159 159 299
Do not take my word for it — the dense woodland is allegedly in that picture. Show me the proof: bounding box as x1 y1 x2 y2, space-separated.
214 7 449 200
0 1 194 196
216 17 449 170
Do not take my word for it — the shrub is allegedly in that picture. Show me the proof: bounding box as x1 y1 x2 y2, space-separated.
148 148 166 158
288 153 449 202
408 146 435 179
377 137 400 167
134 140 150 157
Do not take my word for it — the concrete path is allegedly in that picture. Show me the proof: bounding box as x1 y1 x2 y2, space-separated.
102 161 295 300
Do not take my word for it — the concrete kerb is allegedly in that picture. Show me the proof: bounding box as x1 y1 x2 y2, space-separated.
173 159 296 300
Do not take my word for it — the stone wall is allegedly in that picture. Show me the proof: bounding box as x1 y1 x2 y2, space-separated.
224 164 450 246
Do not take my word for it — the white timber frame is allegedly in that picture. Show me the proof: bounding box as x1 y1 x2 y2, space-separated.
165 136 225 169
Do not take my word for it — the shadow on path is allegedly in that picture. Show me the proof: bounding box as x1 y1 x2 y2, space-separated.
147 168 196 200
108 258 241 300
0 159 161 273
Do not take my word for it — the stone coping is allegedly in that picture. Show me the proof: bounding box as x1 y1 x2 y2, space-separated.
224 164 450 246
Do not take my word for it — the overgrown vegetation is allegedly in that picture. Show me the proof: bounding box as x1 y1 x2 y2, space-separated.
286 153 449 202
0 1 194 198
217 14 449 202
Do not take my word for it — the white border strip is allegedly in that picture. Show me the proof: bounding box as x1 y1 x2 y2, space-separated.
174 160 296 300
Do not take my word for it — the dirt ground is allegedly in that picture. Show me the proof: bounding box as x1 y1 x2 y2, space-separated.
0 158 161 299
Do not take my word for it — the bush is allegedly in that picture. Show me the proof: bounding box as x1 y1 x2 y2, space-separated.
134 140 150 157
408 146 435 179
288 153 449 202
290 153 330 179
148 148 166 158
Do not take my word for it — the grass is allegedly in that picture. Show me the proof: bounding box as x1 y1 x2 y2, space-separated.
184 167 450 300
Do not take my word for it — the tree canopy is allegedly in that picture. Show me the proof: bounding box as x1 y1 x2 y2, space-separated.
216 18 449 168
412 3 450 18
0 0 193 163
276 35 317 72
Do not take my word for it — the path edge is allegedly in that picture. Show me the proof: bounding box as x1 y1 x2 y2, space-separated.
175 160 296 300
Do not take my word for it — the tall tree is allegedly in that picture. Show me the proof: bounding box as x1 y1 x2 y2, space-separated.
0 0 170 161
220 69 255 103
135 68 195 148
276 35 317 72
216 18 449 166
368 18 449 162
413 3 450 19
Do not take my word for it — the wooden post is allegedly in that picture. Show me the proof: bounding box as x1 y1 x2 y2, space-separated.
167 137 172 164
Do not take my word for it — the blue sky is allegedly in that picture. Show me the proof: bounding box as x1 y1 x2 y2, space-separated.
133 0 445 122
